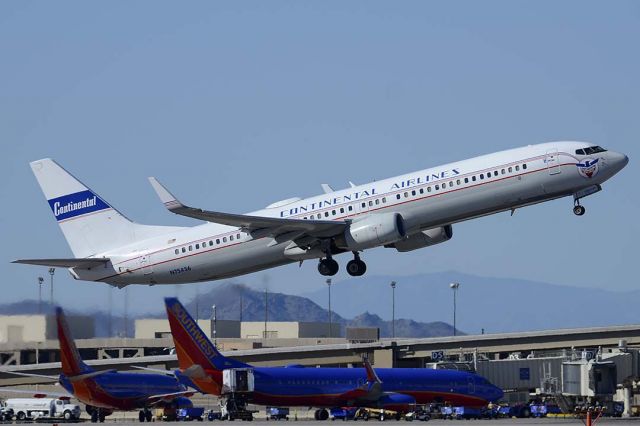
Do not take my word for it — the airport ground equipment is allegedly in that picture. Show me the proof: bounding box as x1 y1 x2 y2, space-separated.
2 397 81 421
329 407 358 421
176 407 205 421
266 406 289 420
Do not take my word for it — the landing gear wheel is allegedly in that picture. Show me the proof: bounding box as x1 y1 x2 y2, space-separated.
318 258 339 276
346 259 366 276
145 410 152 422
318 409 329 421
573 205 586 216
91 412 98 423
139 410 146 422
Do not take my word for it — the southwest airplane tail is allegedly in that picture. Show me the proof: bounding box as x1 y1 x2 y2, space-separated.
56 307 92 377
165 297 246 395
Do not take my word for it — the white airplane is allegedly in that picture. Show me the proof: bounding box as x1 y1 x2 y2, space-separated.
14 141 628 286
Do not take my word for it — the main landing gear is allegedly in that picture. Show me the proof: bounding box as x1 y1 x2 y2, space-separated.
573 199 586 216
314 409 329 420
318 252 367 277
346 252 366 277
318 256 339 276
138 408 152 422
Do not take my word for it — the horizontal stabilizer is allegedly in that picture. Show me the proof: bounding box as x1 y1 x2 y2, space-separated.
12 258 110 269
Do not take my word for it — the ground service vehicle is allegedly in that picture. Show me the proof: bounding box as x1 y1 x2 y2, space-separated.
3 398 80 421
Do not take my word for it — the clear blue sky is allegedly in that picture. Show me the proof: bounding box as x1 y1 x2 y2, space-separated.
1 1 638 315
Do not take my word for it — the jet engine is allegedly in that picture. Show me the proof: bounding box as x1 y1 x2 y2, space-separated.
387 225 453 252
335 213 406 251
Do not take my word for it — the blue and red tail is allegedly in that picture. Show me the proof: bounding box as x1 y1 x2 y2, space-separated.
165 298 247 395
56 307 92 377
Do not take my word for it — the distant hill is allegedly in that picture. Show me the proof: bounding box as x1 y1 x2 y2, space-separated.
0 283 458 338
303 271 640 334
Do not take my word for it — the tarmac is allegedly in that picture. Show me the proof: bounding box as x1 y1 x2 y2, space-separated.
61 419 640 425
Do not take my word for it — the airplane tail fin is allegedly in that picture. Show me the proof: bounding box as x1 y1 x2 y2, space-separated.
56 307 92 377
165 298 248 372
29 159 184 258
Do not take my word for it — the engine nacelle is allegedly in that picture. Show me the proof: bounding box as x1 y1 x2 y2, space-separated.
387 225 453 252
336 213 406 251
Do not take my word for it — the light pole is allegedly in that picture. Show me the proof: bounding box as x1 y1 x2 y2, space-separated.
264 288 268 339
450 282 460 336
48 268 55 307
37 277 44 314
326 279 332 338
390 281 396 338
211 304 217 345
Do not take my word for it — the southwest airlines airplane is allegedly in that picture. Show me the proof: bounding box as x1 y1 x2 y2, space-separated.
14 141 628 284
164 298 503 419
6 308 194 423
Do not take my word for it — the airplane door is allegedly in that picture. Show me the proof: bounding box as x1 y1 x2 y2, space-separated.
467 377 475 395
140 254 153 275
545 149 561 175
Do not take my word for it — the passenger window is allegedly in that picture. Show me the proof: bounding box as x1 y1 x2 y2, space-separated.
501 169 505 175
419 188 423 194
522 163 527 170
375 199 380 205
456 179 461 185
216 239 220 244
237 234 240 239
195 243 200 249
464 178 469 183
435 184 440 190
494 171 498 177
348 206 353 211
515 165 520 171
427 187 432 192
368 201 373 207
480 174 484 179
404 192 409 198
317 213 321 219
175 249 179 255
382 197 387 202
340 207 344 213
396 194 401 200
182 247 186 253
449 181 453 187
188 245 192 251
472 176 476 182
223 237 227 243
332 210 336 215
508 167 512 172
209 241 213 246
361 202 366 208
325 211 329 217
229 235 234 241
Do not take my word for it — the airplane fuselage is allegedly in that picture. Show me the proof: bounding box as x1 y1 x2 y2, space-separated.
38 141 628 285
247 366 501 408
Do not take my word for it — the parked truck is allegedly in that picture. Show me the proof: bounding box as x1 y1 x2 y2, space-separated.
2 398 81 421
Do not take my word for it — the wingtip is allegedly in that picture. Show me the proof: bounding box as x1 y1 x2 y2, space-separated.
148 177 182 208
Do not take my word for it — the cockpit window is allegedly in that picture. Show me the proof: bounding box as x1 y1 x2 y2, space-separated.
576 146 606 155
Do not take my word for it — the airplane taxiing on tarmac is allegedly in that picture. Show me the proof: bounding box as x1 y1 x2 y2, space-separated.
14 141 628 285
5 308 194 423
164 297 503 419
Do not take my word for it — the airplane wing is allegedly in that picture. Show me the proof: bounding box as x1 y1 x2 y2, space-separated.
148 177 348 238
12 258 110 268
145 390 195 405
